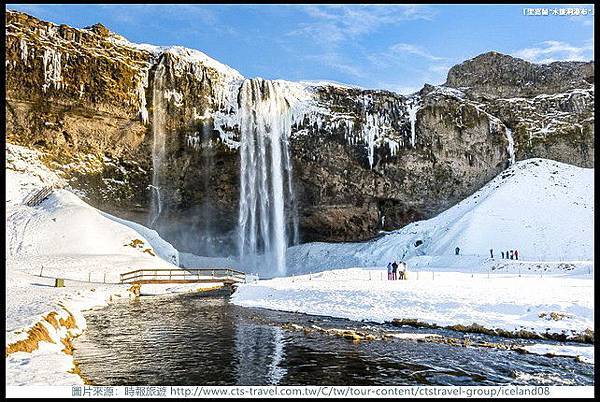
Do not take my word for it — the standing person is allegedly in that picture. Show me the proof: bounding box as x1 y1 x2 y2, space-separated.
490 249 494 259
510 250 514 260
400 261 407 280
506 250 509 260
515 250 519 260
387 262 392 280
501 251 505 259
392 261 398 280
455 247 460 256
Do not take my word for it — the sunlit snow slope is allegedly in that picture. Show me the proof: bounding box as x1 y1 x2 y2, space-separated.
287 158 593 274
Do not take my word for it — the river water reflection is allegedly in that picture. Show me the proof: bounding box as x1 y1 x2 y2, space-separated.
73 293 594 386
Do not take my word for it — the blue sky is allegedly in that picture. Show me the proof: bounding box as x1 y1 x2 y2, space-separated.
7 4 594 93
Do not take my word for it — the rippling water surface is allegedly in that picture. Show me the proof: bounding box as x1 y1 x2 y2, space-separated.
73 293 594 386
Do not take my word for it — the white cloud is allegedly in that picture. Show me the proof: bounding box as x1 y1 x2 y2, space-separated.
367 43 446 71
288 5 436 45
304 52 366 78
388 43 444 61
513 40 593 63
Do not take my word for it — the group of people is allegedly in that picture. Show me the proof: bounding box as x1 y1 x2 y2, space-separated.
490 250 519 260
490 249 519 260
387 261 408 280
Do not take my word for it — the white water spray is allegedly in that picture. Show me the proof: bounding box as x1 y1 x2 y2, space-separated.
237 79 297 276
149 61 167 228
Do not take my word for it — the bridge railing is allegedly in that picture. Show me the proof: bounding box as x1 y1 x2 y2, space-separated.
119 268 246 284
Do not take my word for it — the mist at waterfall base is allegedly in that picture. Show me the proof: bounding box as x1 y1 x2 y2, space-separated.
148 75 300 278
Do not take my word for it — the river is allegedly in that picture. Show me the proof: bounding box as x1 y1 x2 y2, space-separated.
73 292 593 386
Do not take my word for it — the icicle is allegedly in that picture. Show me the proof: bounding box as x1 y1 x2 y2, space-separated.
19 38 28 64
41 48 62 92
406 98 421 148
136 69 149 124
505 128 516 166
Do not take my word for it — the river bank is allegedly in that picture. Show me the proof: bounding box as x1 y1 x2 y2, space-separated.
231 268 594 343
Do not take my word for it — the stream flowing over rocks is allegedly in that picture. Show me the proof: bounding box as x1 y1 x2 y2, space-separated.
5 10 595 263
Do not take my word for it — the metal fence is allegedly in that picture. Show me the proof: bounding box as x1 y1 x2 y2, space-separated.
119 268 247 284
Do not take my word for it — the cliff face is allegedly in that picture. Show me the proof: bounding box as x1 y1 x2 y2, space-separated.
5 11 595 256
446 51 594 99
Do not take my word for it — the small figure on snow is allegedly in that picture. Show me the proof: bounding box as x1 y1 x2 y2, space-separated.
399 261 408 280
387 262 393 280
392 261 398 280
455 247 460 255
501 251 505 259
490 249 494 259
510 250 514 260
515 250 519 260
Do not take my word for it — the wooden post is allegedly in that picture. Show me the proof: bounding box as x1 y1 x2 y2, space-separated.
104 273 107 283
40 266 44 277
88 272 91 282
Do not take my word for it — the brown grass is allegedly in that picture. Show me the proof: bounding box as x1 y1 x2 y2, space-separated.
5 321 55 356
142 248 155 256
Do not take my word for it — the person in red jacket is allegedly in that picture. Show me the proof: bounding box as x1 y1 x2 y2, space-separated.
515 250 519 260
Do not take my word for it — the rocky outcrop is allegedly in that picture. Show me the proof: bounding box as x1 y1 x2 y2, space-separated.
4 10 594 255
446 51 594 99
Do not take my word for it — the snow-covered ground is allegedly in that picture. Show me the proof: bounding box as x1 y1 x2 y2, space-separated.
232 158 594 342
231 268 593 340
5 143 201 385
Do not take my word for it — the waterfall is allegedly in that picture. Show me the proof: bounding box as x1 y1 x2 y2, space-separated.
149 61 167 229
237 78 297 276
505 128 516 166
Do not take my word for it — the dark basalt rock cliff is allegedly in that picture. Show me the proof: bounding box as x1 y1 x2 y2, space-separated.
5 11 595 256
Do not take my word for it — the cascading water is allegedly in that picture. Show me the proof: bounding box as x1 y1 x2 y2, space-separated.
237 78 298 276
149 61 167 229
199 108 217 254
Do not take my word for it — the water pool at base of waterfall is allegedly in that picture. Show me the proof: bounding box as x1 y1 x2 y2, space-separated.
72 293 594 386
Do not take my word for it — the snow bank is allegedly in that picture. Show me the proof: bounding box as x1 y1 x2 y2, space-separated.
287 158 593 275
520 344 594 364
232 268 593 340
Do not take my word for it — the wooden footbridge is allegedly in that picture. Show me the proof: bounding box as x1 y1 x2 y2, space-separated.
119 268 248 285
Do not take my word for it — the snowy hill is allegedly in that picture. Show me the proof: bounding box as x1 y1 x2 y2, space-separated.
6 143 179 282
287 158 593 275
